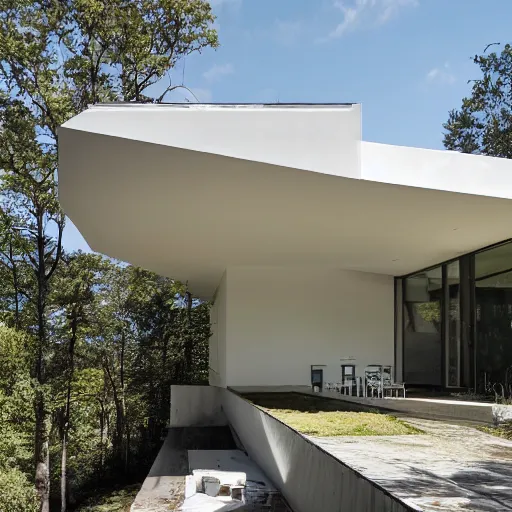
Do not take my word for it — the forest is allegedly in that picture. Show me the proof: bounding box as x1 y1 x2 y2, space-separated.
2 0 512 510
0 1 218 510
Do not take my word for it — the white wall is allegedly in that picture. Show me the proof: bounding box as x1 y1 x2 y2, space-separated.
209 271 227 387
223 267 394 388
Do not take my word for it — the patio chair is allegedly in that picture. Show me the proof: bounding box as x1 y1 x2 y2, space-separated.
364 365 405 398
325 382 335 392
364 365 383 398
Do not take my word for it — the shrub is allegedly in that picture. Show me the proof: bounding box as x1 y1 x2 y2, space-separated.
0 468 38 512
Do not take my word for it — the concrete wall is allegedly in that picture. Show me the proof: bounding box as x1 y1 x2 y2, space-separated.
225 267 394 387
209 272 227 387
222 389 414 512
169 385 227 427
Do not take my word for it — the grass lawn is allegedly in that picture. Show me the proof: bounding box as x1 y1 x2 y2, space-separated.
244 392 421 437
478 423 512 440
74 485 139 512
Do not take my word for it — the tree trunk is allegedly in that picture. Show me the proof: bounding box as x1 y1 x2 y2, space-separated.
34 389 50 512
35 248 50 512
98 399 105 477
34 208 55 512
105 363 125 466
61 431 67 512
120 330 129 472
61 311 78 512
8 239 21 329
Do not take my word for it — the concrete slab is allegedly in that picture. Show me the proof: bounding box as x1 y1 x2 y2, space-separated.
188 450 277 492
309 417 512 512
131 426 237 511
185 450 291 511
180 493 244 512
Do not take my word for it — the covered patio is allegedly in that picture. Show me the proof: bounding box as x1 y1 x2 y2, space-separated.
58 103 512 391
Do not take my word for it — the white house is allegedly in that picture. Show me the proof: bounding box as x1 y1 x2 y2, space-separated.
58 103 512 393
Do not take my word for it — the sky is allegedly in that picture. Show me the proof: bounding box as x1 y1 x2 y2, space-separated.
63 0 512 252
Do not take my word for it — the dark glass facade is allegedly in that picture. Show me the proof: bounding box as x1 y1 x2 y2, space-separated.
397 240 512 390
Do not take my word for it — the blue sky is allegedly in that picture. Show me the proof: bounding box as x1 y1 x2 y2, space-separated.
63 0 512 252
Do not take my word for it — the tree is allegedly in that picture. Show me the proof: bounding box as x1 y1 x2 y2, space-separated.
0 99 64 511
0 326 38 512
50 252 106 512
444 43 512 156
0 1 217 509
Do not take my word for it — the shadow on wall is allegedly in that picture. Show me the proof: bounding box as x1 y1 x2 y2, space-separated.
243 392 376 414
146 426 237 478
223 391 416 512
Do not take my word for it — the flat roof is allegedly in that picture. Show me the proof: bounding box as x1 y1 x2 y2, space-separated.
92 102 356 108
58 104 512 297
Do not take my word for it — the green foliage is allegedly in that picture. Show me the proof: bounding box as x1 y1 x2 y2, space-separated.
0 326 34 473
0 468 39 512
416 301 441 324
0 1 217 508
444 43 512 157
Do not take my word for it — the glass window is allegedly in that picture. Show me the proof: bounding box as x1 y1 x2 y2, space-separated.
475 242 512 280
403 267 443 386
475 242 512 392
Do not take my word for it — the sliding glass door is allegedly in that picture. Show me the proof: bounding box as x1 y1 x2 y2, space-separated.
398 240 512 390
474 242 512 393
403 267 443 386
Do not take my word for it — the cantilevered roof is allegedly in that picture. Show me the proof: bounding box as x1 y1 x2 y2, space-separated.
58 103 512 298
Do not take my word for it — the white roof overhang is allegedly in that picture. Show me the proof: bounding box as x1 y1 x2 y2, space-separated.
58 104 512 298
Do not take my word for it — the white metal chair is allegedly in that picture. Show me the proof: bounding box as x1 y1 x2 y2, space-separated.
364 365 405 398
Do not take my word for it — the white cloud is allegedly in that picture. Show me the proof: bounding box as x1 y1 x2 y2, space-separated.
327 0 418 39
203 63 235 83
274 20 303 46
426 63 455 85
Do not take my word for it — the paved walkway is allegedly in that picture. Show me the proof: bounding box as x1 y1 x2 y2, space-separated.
309 418 512 511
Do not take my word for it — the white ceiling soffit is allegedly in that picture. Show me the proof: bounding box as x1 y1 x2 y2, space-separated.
58 104 512 298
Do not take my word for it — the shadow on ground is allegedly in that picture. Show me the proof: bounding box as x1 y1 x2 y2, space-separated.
243 392 377 414
378 460 512 511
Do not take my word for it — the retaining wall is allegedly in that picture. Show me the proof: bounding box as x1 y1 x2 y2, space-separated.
170 385 417 512
169 385 227 427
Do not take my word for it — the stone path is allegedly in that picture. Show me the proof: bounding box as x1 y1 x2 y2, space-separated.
309 418 512 511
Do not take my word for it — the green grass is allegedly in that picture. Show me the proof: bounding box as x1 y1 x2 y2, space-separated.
478 423 512 440
266 408 421 436
244 392 421 437
74 485 139 512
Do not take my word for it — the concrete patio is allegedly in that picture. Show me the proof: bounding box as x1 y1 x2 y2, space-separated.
309 417 512 511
